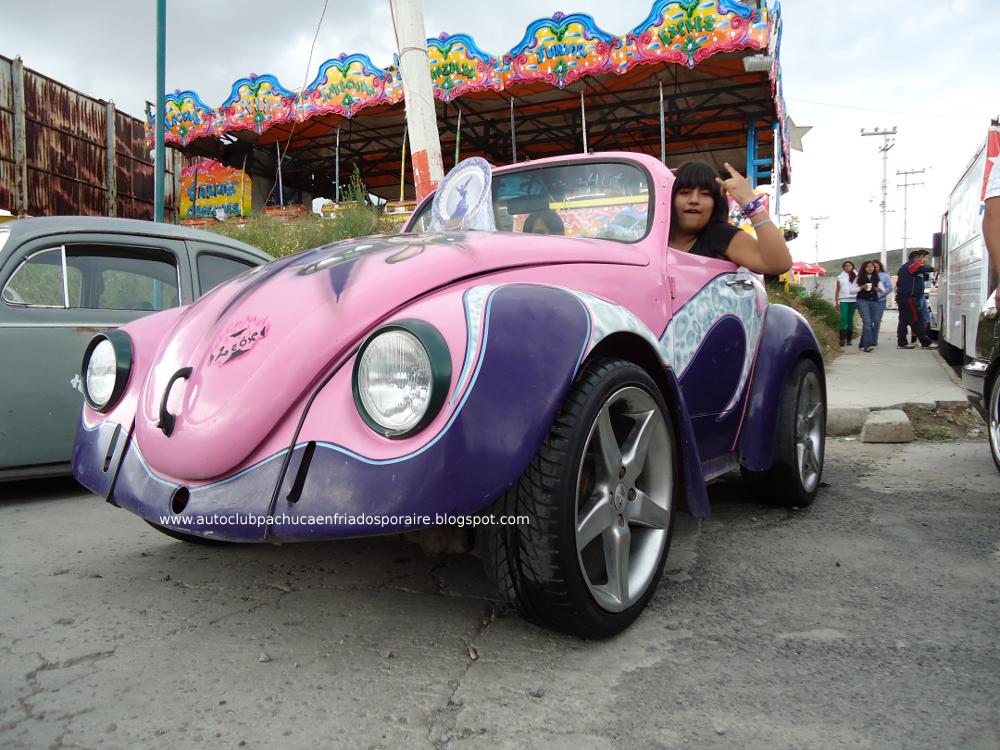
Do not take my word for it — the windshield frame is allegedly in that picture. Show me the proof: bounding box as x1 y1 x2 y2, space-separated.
404 156 656 244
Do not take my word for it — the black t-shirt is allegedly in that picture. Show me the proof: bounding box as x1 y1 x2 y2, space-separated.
688 221 740 259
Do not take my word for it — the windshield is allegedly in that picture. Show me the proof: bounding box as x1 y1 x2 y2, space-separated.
408 161 651 242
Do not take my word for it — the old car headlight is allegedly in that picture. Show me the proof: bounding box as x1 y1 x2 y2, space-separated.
353 321 451 438
82 331 133 412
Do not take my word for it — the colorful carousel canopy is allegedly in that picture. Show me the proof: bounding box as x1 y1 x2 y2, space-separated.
149 0 790 201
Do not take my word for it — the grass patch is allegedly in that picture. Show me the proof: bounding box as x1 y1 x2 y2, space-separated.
766 282 842 361
203 168 395 258
902 403 986 442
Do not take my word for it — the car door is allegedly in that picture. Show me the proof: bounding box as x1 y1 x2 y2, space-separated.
664 248 768 466
0 234 188 474
187 242 261 295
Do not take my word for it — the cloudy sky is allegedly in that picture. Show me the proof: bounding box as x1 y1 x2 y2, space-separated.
3 0 999 262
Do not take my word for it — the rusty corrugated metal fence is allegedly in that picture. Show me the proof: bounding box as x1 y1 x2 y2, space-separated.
0 54 190 220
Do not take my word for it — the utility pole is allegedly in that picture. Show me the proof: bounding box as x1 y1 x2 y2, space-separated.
154 0 166 222
861 126 897 270
809 215 829 265
896 168 925 252
390 0 444 201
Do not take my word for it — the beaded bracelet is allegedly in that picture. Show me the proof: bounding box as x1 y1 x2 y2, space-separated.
740 195 766 217
751 217 772 229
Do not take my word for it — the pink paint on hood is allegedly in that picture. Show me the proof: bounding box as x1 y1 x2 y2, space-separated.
134 231 649 480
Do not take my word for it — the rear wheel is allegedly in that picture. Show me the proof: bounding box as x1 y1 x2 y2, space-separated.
988 372 1000 475
481 359 676 639
743 358 825 507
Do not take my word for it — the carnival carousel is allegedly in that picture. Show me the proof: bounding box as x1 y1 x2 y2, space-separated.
150 0 794 222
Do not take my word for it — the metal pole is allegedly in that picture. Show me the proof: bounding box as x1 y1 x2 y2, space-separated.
154 0 166 222
810 215 829 265
658 81 666 165
239 152 248 217
11 57 28 215
390 0 444 200
454 107 462 166
861 126 897 270
335 125 341 203
510 98 517 163
580 91 588 154
275 142 284 206
896 168 925 252
105 100 117 216
400 125 408 203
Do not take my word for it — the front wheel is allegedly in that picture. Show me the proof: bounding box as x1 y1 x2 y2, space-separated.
988 373 1000 475
481 358 677 639
742 358 826 507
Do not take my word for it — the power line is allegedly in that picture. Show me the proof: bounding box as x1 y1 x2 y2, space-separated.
788 97 985 121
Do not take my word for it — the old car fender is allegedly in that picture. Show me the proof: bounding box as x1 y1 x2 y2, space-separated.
73 306 187 498
738 304 824 472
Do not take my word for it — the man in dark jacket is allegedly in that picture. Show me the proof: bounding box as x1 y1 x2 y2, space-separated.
896 250 936 349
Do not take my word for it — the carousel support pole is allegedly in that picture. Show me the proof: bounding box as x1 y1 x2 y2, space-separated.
454 107 462 166
400 125 408 203
154 0 166 222
658 81 666 165
580 91 588 154
335 125 341 203
239 152 248 217
510 98 517 163
390 0 443 200
275 142 284 206
745 121 758 188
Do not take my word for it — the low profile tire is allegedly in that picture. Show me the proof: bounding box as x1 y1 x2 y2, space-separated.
988 373 1000 475
480 358 677 639
742 357 825 507
144 521 234 546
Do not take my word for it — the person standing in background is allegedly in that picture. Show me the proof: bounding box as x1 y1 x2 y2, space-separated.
855 260 882 352
872 259 893 345
896 249 936 349
835 260 859 347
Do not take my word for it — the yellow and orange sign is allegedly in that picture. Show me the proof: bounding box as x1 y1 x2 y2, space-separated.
180 160 252 220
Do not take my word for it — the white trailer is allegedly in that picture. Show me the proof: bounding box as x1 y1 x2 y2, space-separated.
932 124 1000 362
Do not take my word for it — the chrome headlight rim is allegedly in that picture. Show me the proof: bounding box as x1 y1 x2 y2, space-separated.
81 330 133 413
352 320 451 439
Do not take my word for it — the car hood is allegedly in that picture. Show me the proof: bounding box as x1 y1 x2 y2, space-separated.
134 231 648 480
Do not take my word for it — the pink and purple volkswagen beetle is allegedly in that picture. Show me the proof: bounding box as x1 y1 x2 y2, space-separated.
73 153 825 638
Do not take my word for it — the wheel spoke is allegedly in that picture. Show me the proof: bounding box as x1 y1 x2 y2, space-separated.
601 524 631 605
577 492 613 547
627 489 670 529
621 409 656 480
595 406 623 480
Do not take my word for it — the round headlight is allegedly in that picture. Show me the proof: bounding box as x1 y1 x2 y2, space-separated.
85 339 117 408
353 322 451 438
82 331 133 412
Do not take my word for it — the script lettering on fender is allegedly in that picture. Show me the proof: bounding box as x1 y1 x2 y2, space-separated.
208 316 270 366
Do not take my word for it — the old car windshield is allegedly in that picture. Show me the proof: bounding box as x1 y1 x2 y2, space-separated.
410 161 651 241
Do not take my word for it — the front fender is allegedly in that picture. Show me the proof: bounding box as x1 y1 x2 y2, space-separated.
267 283 593 540
739 304 824 472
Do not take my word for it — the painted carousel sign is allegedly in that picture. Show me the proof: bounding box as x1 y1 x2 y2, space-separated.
149 0 772 146
180 160 251 220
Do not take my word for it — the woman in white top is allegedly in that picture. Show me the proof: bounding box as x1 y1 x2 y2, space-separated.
834 260 860 347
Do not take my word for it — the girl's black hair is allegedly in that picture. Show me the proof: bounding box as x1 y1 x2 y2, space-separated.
842 260 857 283
671 161 729 226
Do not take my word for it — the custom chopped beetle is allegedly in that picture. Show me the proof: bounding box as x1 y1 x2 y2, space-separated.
73 153 826 638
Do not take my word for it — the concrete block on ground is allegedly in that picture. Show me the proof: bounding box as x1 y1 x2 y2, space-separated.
828 407 870 436
860 409 914 444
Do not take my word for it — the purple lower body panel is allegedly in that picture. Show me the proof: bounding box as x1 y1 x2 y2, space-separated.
72 418 129 501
